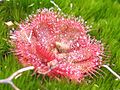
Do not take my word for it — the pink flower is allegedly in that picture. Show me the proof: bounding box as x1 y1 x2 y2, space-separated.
11 9 104 82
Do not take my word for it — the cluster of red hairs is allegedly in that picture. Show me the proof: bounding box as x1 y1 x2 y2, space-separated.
11 9 104 82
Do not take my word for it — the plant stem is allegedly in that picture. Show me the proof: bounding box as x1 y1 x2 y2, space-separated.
0 66 34 90
102 65 120 79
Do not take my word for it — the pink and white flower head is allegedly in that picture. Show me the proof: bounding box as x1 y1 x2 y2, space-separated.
11 9 104 82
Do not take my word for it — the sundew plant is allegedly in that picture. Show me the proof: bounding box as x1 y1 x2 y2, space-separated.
0 0 120 90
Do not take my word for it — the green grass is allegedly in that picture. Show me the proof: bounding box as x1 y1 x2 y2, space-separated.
0 0 120 90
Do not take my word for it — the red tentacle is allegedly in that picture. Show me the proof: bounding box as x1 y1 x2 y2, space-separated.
36 44 56 62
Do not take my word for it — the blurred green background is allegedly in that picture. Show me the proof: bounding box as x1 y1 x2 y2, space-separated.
0 0 120 90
